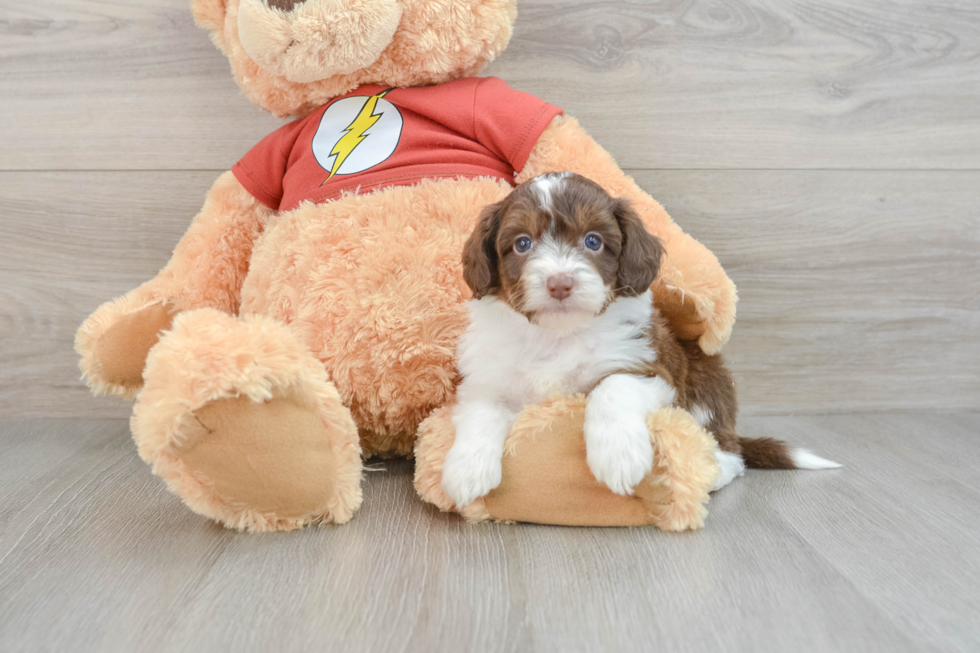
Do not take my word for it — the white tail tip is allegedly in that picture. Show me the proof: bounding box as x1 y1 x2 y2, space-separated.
791 448 842 470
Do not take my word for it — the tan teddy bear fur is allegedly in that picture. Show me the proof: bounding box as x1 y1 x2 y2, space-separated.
76 0 736 531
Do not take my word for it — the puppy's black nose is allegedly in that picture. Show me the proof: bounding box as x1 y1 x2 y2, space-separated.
547 274 575 300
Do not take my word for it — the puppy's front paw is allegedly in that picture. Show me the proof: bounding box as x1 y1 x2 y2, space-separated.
584 417 654 496
441 443 503 508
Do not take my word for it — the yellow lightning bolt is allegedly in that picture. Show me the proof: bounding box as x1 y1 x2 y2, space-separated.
322 90 389 185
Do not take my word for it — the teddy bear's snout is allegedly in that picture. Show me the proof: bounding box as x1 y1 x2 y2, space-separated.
238 0 403 83
267 0 306 10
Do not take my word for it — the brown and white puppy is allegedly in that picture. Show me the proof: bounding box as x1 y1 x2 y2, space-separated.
441 172 839 507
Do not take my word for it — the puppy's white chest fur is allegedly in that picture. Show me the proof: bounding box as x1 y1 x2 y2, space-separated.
456 291 657 410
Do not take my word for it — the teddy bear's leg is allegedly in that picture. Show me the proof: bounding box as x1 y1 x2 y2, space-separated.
416 402 721 530
518 115 737 354
131 308 362 531
76 171 274 399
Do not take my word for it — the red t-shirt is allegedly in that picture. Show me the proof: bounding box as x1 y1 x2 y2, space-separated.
231 77 563 212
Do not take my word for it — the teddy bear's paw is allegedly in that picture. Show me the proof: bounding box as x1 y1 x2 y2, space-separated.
76 300 180 399
131 308 363 531
652 284 705 341
652 235 738 355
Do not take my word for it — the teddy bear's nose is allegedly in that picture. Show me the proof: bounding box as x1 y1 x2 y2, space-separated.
267 0 306 10
238 0 403 84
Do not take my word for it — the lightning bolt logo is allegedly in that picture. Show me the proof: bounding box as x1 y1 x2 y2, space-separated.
322 90 390 185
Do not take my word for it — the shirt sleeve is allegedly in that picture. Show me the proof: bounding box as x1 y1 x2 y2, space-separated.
231 119 305 211
473 76 564 174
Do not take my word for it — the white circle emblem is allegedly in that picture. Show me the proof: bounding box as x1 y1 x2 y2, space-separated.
311 93 403 180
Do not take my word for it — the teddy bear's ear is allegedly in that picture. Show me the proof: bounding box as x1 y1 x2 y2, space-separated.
192 0 227 33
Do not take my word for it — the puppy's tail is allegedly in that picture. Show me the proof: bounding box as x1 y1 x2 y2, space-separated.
738 437 841 470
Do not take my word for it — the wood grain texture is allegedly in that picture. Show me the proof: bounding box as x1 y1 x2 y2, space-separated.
1 415 978 653
1 169 976 418
2 0 979 170
2 0 978 417
0 171 220 419
634 169 980 414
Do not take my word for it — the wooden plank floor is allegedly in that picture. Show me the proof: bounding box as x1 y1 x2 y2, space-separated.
1 413 978 653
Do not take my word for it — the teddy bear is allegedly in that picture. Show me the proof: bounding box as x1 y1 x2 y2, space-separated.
75 0 736 532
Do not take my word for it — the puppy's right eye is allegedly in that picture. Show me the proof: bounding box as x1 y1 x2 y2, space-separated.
514 236 533 253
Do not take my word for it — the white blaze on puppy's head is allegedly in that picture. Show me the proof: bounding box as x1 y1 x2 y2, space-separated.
530 171 571 212
461 172 665 332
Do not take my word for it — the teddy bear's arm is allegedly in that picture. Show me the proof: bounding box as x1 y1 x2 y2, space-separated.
516 115 737 354
75 171 275 399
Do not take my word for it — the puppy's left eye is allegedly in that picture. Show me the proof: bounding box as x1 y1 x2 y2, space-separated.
583 233 603 251
514 236 533 253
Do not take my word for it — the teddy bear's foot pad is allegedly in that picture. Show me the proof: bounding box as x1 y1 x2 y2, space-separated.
131 308 363 531
76 301 180 397
176 389 342 525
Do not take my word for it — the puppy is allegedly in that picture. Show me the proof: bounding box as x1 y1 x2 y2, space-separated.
441 172 839 507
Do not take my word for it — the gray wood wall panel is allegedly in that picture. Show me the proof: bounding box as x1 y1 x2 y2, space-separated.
1 170 976 418
637 169 980 414
1 0 977 417
2 0 979 171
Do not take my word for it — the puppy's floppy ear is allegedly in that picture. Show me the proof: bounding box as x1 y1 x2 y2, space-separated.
614 199 664 297
463 201 505 299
